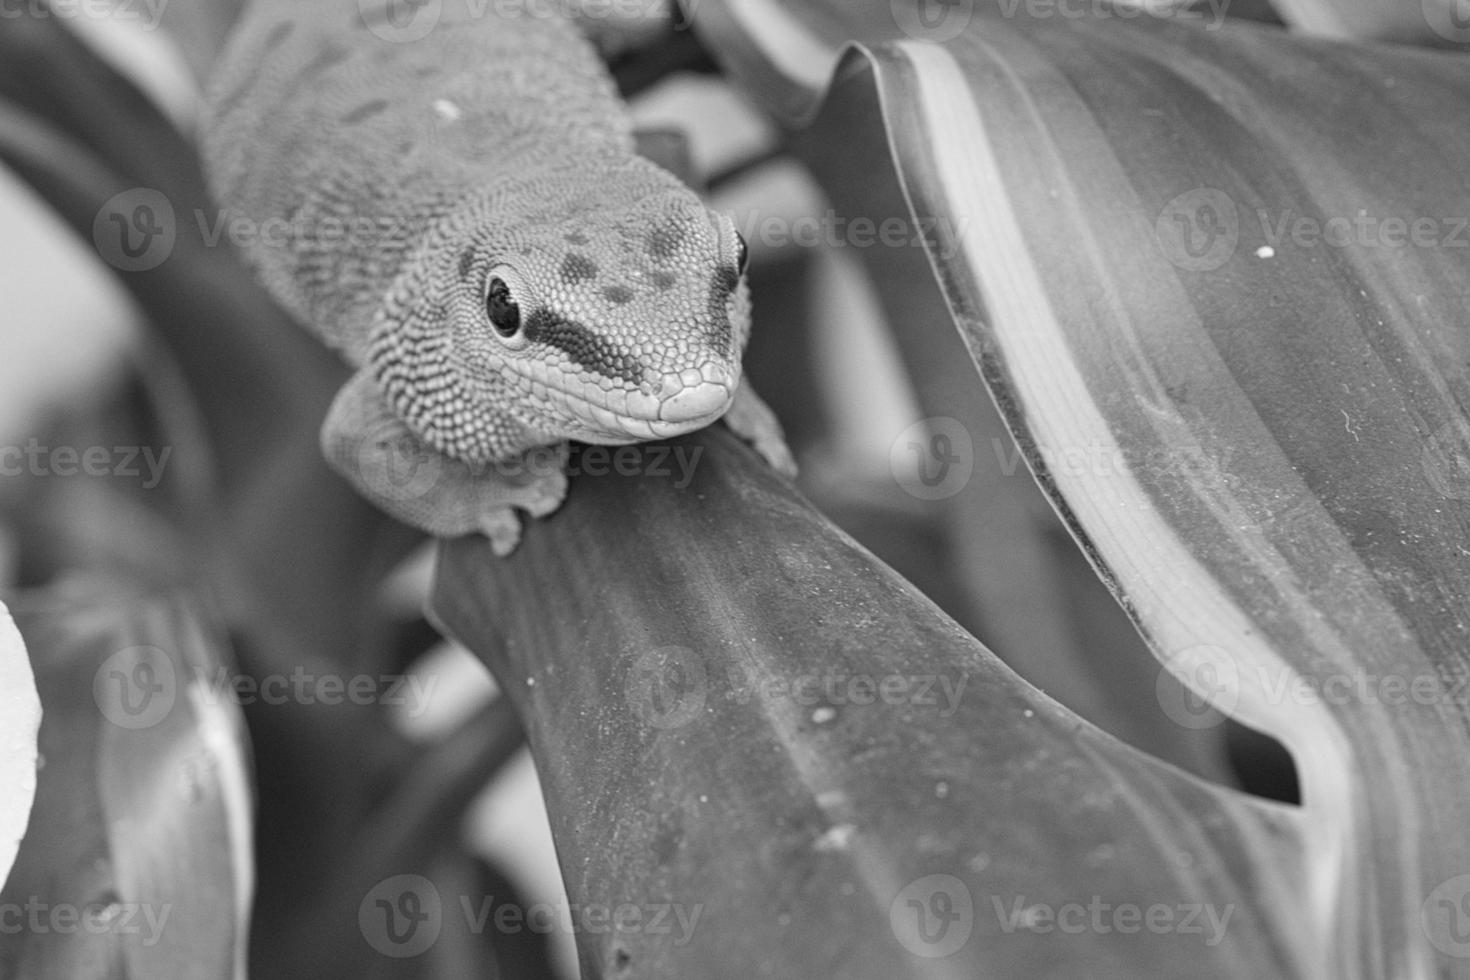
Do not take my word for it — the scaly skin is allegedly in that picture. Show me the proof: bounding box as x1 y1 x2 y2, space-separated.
200 0 792 551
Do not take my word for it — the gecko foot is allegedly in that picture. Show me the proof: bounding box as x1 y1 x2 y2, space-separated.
722 381 797 478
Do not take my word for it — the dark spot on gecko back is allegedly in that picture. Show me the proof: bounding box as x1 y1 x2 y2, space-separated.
602 284 634 305
457 249 477 282
523 311 644 385
651 270 677 291
342 99 389 125
645 223 686 262
565 231 589 246
560 253 598 283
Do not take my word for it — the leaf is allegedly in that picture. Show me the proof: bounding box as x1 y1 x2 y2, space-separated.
2 582 252 979
686 2 1470 975
431 430 1312 979
1264 0 1468 45
0 600 40 894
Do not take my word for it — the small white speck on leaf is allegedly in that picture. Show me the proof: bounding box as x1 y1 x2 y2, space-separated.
811 706 836 725
525 676 535 687
813 823 857 852
1255 245 1275 259
934 780 950 799
1022 708 1034 718
432 99 462 122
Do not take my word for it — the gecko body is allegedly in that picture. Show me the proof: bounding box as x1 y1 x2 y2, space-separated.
201 0 790 550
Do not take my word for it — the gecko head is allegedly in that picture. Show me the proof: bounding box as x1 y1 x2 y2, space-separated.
443 178 752 449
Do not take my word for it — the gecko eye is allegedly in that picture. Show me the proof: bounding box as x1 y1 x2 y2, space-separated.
486 276 521 337
734 232 749 277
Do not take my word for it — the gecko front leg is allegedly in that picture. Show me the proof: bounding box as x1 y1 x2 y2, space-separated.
724 381 798 479
319 368 568 555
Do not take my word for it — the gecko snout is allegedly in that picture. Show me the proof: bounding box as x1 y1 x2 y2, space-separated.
659 380 731 422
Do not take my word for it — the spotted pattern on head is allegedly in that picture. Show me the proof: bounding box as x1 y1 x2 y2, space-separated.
522 309 644 385
560 253 598 283
645 221 686 262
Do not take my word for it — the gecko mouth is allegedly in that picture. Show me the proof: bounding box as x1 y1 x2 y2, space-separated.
524 364 739 442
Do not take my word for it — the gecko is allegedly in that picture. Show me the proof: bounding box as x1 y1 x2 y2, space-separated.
199 0 793 554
